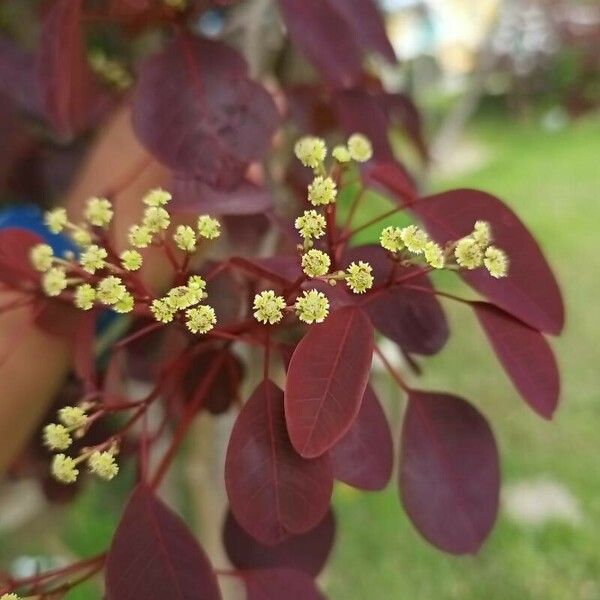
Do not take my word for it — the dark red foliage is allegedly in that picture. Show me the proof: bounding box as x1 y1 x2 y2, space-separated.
223 510 335 576
399 390 500 554
133 34 279 188
473 302 560 419
106 485 222 600
285 307 374 458
225 380 333 545
240 568 326 600
0 229 41 287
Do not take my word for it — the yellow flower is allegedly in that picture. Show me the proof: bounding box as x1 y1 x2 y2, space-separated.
301 249 331 277
121 249 143 271
88 451 119 481
143 188 172 207
128 225 153 248
42 267 67 297
400 225 429 254
143 206 170 233
295 289 330 324
347 133 373 162
150 299 175 323
454 237 484 269
58 406 87 429
30 244 54 272
294 136 327 169
484 246 509 278
0 593 21 600
96 276 127 305
379 226 404 253
113 292 135 314
197 215 221 239
345 261 374 294
43 423 72 451
173 225 197 252
308 176 337 206
332 145 351 163
295 210 326 239
51 454 79 484
472 220 492 247
72 227 93 248
80 244 107 274
187 275 206 294
253 290 287 324
166 285 197 310
185 305 216 334
74 284 96 310
424 241 445 269
84 197 113 227
44 208 68 234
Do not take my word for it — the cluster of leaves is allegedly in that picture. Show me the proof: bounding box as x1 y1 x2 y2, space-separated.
0 1 563 599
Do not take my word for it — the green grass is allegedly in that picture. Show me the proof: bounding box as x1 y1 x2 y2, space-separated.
325 114 600 599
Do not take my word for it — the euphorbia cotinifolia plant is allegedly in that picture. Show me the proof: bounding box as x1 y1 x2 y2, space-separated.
0 1 563 598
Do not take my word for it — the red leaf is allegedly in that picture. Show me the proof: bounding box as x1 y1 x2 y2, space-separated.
170 177 272 215
241 568 326 600
473 302 559 419
37 0 108 138
285 307 374 458
0 228 40 287
105 485 222 600
133 34 279 187
330 385 393 491
399 391 500 554
72 310 97 384
223 510 335 576
225 380 333 545
369 186 564 335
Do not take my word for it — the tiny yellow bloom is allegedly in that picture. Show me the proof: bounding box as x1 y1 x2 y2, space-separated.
58 406 87 429
295 289 330 324
44 208 68 234
128 225 153 248
71 227 93 248
253 290 287 324
51 453 79 484
143 188 172 207
43 423 72 451
294 136 327 169
0 592 21 599
347 133 373 163
96 276 127 305
30 243 54 272
295 210 327 239
308 176 337 206
42 267 67 297
166 285 197 310
84 197 113 227
121 249 143 271
424 241 445 269
484 246 509 278
80 244 107 274
88 451 119 481
454 237 484 269
379 226 404 253
197 215 221 239
143 206 170 233
187 275 207 302
185 305 216 334
301 249 331 277
345 261 374 294
401 225 429 254
150 299 175 323
472 220 492 247
113 292 135 314
74 283 96 310
173 225 197 252
332 145 352 163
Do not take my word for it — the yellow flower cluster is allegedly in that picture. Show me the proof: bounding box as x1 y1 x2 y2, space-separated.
454 221 509 278
295 290 330 324
295 210 326 240
89 50 133 90
301 249 331 278
379 224 445 269
253 290 287 324
308 176 337 206
345 261 374 294
0 593 21 600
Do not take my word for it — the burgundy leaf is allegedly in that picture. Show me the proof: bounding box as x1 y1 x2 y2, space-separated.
330 385 393 490
0 228 40 287
223 510 335 576
37 0 108 138
133 34 279 187
473 302 559 419
33 298 82 340
241 568 326 600
105 485 222 600
365 160 418 205
0 36 41 116
285 307 373 458
370 186 563 334
225 380 333 545
170 177 272 215
380 92 428 160
400 390 500 554
72 310 97 384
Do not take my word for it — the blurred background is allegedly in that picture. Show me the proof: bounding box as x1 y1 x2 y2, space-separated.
0 0 599 598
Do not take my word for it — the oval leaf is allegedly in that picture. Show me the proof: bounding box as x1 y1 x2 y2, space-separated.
0 228 41 286
473 302 559 419
225 380 333 545
223 510 335 576
241 568 325 600
285 307 374 458
105 485 222 600
330 385 393 490
399 390 500 554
